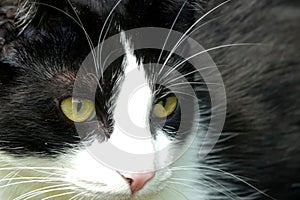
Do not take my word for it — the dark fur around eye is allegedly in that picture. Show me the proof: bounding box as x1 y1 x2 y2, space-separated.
150 99 181 138
0 0 299 199
0 0 208 155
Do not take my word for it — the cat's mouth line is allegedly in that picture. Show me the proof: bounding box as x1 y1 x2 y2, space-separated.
64 167 170 198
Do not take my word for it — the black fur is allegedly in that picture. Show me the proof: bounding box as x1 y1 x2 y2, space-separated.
197 1 300 199
0 0 299 199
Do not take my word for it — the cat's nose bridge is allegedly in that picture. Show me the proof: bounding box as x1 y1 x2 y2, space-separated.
119 172 154 194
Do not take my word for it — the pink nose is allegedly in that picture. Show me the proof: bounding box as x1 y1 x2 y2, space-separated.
119 172 154 194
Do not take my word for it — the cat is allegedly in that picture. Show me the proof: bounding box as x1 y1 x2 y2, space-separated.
0 0 299 199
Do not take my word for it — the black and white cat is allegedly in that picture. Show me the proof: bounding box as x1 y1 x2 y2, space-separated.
0 0 299 199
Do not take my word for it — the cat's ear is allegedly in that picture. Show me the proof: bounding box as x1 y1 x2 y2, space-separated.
0 61 15 85
17 0 69 35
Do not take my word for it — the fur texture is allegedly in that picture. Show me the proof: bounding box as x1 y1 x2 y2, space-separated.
0 0 299 199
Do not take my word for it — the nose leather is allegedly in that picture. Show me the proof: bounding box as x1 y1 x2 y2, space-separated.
119 172 155 194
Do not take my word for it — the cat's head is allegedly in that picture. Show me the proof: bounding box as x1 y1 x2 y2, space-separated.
0 0 213 199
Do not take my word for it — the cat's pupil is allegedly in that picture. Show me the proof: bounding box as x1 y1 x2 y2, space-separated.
161 98 167 107
75 100 83 112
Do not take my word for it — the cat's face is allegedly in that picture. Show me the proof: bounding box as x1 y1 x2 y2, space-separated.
0 26 202 200
1 0 299 199
0 0 211 199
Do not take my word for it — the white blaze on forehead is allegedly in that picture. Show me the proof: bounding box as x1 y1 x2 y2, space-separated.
83 32 155 173
128 84 151 128
109 32 154 155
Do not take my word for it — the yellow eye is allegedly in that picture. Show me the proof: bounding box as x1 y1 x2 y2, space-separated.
153 96 178 118
60 97 95 122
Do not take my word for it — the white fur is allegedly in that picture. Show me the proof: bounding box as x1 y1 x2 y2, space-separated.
0 143 203 199
0 36 207 200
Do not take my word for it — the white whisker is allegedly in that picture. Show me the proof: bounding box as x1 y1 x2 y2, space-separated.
41 191 75 200
66 0 98 77
26 1 98 80
168 179 236 200
97 0 122 78
0 166 68 172
166 81 223 87
170 177 240 199
162 43 261 81
156 0 188 66
159 0 232 75
0 179 62 190
69 191 88 200
175 43 261 76
172 165 275 200
0 176 63 183
13 183 72 200
160 65 221 86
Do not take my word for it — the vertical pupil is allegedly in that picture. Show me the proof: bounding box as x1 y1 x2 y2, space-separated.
161 98 167 107
76 100 82 112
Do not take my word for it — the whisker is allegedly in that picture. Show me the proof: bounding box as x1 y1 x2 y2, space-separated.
97 0 122 77
160 65 222 86
0 178 64 190
156 0 188 67
13 183 72 200
69 191 88 200
172 165 275 200
176 15 222 51
162 43 261 80
2 170 20 184
25 188 74 200
166 81 223 88
41 191 75 200
29 169 64 177
0 176 63 183
101 47 124 74
66 0 98 76
157 17 221 81
173 166 252 182
26 1 98 80
170 177 240 199
166 180 197 191
168 179 236 200
159 0 231 75
165 90 200 100
97 16 113 77
0 166 68 172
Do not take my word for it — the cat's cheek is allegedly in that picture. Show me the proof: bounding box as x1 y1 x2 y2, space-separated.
64 149 173 198
64 150 131 195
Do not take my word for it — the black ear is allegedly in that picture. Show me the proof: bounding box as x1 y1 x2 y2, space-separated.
0 61 15 85
17 0 75 36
